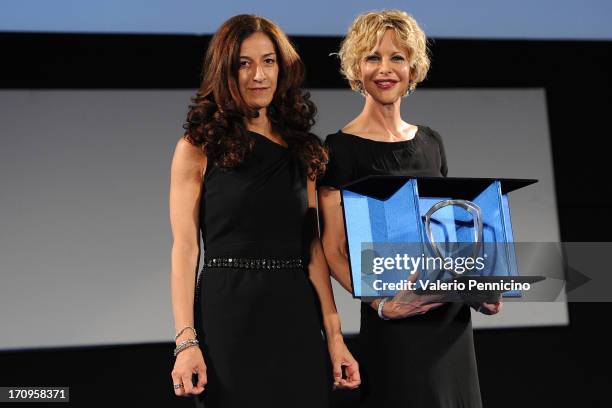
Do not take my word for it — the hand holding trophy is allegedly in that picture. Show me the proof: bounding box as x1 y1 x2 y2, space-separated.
373 266 447 320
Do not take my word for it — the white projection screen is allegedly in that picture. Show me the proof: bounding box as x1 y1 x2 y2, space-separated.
0 88 568 350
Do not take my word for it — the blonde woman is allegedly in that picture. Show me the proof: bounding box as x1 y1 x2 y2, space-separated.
318 10 500 407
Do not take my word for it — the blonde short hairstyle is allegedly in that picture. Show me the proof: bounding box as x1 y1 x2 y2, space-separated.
338 10 430 93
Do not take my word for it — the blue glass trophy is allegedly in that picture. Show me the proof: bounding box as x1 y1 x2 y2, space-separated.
339 176 539 299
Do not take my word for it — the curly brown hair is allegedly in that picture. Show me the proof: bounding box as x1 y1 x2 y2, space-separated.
182 14 327 180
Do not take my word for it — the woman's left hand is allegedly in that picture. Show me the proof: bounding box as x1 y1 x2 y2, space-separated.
327 337 361 390
472 300 503 315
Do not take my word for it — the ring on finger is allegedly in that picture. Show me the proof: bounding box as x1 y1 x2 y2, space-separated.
173 383 184 389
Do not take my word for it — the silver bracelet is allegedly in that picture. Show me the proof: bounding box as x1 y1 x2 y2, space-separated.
174 326 197 341
377 298 390 320
173 338 199 357
174 342 198 357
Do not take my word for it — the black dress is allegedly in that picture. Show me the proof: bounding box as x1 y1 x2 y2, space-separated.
319 127 482 408
192 131 331 408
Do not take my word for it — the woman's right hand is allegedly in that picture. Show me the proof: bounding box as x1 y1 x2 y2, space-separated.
378 295 445 319
171 345 207 397
371 269 448 319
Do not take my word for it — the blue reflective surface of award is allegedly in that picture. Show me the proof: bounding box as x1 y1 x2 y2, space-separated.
339 176 538 298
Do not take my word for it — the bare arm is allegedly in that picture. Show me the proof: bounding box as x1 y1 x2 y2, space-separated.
169 137 207 396
306 180 343 342
306 179 360 389
317 187 353 293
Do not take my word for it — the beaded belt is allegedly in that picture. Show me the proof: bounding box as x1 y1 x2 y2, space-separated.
203 256 304 270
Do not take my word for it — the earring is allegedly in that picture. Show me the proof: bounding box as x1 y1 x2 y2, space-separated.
405 83 415 97
355 80 366 96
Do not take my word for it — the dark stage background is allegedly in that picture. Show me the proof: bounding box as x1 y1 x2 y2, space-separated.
1 33 611 407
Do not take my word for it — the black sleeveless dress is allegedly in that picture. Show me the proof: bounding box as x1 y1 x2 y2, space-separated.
193 131 331 408
319 127 482 408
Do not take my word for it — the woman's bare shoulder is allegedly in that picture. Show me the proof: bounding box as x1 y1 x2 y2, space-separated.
172 135 207 179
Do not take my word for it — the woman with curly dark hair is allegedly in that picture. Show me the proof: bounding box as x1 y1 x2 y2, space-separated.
168 14 360 408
